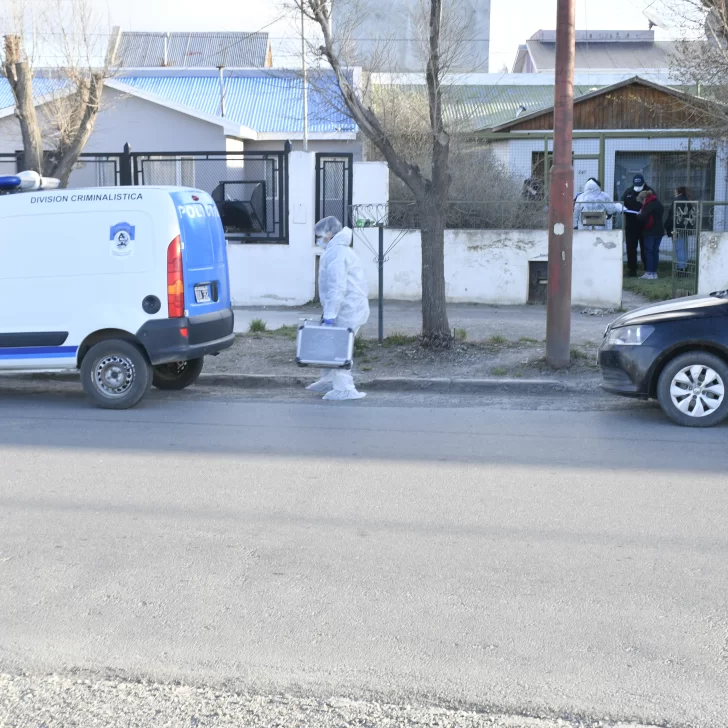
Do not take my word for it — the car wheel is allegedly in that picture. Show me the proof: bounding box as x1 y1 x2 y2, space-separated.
657 351 728 427
152 357 204 390
80 339 152 410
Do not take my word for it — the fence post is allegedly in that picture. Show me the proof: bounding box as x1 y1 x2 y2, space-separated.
378 224 384 344
120 143 132 186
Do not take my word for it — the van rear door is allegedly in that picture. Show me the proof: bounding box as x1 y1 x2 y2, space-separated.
171 190 231 318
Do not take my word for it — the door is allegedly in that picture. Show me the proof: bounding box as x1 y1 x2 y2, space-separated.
315 154 353 227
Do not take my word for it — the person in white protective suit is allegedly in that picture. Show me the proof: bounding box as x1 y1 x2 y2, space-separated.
306 216 370 401
573 178 623 231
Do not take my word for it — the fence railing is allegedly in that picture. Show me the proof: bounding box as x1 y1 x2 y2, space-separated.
132 151 288 244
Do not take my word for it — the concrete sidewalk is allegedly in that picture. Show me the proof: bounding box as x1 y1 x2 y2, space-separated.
234 293 645 346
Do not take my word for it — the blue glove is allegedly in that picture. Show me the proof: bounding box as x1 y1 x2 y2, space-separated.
322 319 335 326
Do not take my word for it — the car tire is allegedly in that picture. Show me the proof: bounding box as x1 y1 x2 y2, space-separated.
657 351 728 428
80 339 153 410
152 357 204 390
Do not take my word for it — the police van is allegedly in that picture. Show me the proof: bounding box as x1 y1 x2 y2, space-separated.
0 172 234 409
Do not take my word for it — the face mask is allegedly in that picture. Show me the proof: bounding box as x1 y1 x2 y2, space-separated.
633 185 644 192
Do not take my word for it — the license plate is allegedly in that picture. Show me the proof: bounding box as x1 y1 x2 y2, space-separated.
194 285 211 303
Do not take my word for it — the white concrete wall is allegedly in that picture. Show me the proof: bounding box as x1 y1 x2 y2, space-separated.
353 228 623 308
352 161 388 207
698 232 728 295
226 151 316 306
225 157 387 306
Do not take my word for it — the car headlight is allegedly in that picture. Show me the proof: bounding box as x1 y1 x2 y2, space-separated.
606 325 655 346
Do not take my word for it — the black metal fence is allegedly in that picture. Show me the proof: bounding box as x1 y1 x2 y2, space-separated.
1 148 289 244
132 151 288 244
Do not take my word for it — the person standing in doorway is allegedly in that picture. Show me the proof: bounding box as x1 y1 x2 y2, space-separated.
622 174 653 277
637 189 665 280
664 186 696 273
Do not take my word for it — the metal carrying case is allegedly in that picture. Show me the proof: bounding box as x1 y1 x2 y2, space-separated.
296 321 355 369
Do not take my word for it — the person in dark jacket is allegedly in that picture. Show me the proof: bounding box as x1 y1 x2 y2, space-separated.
622 174 653 277
664 186 696 272
636 189 665 280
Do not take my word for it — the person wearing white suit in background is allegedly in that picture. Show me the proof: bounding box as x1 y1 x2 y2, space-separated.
306 216 370 401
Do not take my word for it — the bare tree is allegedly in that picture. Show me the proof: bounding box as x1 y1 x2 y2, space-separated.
1 0 112 187
297 0 480 345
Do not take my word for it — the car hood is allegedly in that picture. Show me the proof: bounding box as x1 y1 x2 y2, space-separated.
611 293 728 327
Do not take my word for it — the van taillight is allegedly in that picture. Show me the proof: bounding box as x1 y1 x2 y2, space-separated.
167 236 184 318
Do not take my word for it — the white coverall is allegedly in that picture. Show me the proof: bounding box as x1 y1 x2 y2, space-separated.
316 227 370 396
573 179 621 230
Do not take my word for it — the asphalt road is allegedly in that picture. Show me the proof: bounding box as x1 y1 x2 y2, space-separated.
0 386 727 727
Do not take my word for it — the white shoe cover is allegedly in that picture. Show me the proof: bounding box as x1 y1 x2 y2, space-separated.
306 379 334 392
322 389 367 401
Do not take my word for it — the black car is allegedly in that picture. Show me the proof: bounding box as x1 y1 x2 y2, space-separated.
599 291 728 427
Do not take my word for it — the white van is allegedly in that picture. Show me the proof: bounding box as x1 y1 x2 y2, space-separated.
0 183 234 409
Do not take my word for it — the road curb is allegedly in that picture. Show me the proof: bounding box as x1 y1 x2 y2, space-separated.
0 371 582 395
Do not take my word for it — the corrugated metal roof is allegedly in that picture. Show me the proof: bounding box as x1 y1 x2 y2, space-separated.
526 40 676 72
0 76 69 109
112 32 270 68
120 73 357 134
376 85 602 132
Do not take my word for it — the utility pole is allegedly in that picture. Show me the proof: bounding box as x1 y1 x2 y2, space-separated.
545 0 575 369
301 4 309 152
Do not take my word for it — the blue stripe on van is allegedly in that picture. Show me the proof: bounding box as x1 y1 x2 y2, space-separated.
0 346 78 359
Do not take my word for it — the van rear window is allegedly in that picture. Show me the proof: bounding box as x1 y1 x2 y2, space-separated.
176 203 215 269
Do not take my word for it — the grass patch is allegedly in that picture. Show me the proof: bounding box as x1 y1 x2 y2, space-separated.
487 334 509 346
491 366 508 376
570 347 591 361
354 336 369 357
622 263 674 302
454 328 468 342
383 333 419 347
248 318 267 333
519 336 539 345
270 324 298 340
360 365 373 372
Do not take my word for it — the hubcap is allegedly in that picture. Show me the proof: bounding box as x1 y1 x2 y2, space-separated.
669 365 725 418
94 355 135 398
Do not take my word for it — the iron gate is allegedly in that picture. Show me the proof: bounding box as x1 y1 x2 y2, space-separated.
131 151 288 243
315 153 353 227
671 200 700 298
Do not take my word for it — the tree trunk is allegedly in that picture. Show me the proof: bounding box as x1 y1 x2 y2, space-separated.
3 51 43 174
418 195 450 345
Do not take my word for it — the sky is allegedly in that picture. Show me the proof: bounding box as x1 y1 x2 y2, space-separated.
19 0 682 70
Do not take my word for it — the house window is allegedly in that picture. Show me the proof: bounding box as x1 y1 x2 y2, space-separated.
614 151 716 206
141 156 195 187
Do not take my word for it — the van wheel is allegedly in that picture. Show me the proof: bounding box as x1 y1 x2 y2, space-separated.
657 351 728 427
80 340 152 410
152 358 204 390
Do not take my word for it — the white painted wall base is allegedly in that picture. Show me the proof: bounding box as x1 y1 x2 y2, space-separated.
698 232 728 295
226 153 623 309
353 228 623 308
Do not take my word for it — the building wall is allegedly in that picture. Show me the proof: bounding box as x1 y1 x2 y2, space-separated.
335 0 489 72
0 88 227 158
699 232 728 295
243 139 364 160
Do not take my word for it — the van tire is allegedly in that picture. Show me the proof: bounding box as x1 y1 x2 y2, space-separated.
80 339 153 409
152 357 204 390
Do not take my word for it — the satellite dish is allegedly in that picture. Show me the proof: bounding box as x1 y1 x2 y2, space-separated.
643 8 669 30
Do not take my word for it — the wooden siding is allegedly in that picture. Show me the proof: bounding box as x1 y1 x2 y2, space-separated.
504 83 704 132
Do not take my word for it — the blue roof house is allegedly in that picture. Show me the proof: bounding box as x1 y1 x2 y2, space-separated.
0 67 362 163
